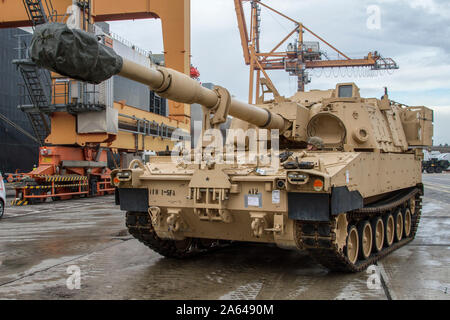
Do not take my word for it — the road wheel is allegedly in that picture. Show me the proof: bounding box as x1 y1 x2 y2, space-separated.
174 238 193 251
409 198 416 215
198 239 218 249
371 217 384 253
403 208 412 238
358 220 373 260
346 225 359 264
435 166 443 174
426 167 434 174
394 209 404 242
384 213 395 247
0 200 4 219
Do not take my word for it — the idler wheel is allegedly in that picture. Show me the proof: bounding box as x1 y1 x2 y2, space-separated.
409 198 416 215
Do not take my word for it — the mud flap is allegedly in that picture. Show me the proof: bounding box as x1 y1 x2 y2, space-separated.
118 188 148 213
330 186 363 215
288 193 330 222
288 187 363 222
115 187 120 205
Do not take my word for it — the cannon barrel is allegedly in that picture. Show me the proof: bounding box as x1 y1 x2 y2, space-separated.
29 23 288 132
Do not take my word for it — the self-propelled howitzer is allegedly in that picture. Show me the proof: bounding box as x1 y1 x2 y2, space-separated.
30 23 434 272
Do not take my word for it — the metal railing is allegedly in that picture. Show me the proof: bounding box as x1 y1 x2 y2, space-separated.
14 33 32 60
0 111 39 144
22 0 57 27
118 113 186 140
52 79 70 105
109 31 154 59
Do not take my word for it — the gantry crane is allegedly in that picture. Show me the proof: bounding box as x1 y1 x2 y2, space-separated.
0 0 192 205
234 0 399 103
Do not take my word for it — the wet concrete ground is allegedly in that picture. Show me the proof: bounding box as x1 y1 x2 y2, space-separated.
0 174 448 300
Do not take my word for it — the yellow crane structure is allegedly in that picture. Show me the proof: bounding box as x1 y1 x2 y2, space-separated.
0 0 192 204
234 0 399 103
1 0 191 123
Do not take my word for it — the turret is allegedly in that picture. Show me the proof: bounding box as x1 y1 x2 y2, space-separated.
30 23 433 153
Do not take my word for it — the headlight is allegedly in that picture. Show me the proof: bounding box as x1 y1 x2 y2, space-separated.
287 172 309 184
116 171 132 181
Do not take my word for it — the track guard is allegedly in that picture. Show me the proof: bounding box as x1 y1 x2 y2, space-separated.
118 188 148 212
288 187 363 222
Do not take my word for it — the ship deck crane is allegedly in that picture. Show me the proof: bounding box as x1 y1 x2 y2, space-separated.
234 0 399 103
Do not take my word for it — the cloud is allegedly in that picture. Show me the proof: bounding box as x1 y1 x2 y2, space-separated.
430 106 450 145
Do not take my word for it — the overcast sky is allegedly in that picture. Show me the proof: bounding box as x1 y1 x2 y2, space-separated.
109 0 450 145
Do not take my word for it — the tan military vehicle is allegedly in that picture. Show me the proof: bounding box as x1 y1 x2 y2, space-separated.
30 23 433 272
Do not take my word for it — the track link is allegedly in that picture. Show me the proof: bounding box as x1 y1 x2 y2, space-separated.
297 188 423 272
126 211 226 259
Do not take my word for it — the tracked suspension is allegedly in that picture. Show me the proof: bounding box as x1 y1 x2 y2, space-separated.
126 187 423 272
126 211 228 259
296 188 423 272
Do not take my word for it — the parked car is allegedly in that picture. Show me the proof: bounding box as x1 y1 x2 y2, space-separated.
0 172 5 218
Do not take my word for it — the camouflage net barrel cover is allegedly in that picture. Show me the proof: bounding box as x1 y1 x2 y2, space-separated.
29 23 123 84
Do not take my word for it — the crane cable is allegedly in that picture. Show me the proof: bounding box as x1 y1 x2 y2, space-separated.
0 111 39 144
